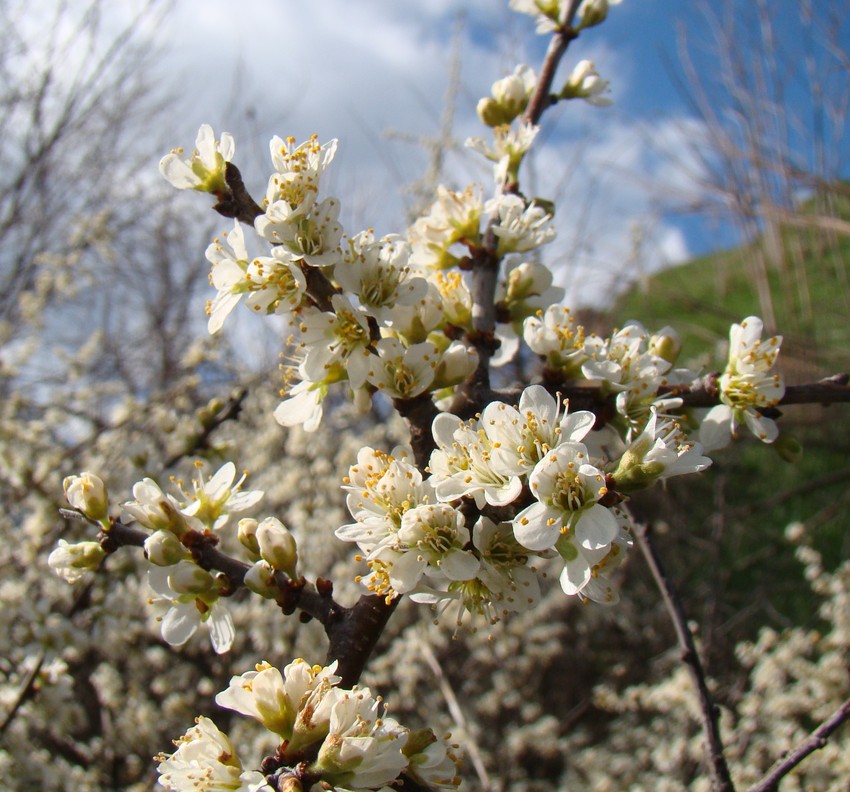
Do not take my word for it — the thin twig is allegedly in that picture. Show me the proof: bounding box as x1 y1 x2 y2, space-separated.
418 633 492 791
633 520 735 791
163 387 249 469
0 650 45 735
747 697 850 792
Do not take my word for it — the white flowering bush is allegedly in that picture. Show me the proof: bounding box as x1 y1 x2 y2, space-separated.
14 1 850 790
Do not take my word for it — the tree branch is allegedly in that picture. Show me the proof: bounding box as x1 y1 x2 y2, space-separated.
163 387 249 469
632 520 735 792
747 697 850 792
213 162 264 224
99 519 405 689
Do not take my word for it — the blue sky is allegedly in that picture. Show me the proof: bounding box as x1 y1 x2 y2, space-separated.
137 0 849 306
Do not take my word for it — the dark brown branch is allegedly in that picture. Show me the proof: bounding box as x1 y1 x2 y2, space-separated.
522 15 579 126
302 264 339 314
747 696 850 792
500 373 850 413
393 393 441 470
101 520 400 688
213 162 264 224
673 373 850 409
465 8 581 400
325 594 399 689
105 520 336 624
633 520 735 792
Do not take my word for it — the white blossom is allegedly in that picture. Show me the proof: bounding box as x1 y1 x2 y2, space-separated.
336 231 428 320
365 337 438 399
315 686 409 789
486 194 555 254
156 716 269 792
523 304 588 374
215 659 340 740
147 562 235 654
179 461 263 532
700 316 785 450
159 124 235 193
513 443 617 553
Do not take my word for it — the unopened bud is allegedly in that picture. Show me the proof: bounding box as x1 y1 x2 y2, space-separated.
256 517 298 578
576 0 616 30
403 728 438 757
244 560 279 599
63 472 109 522
168 561 214 595
650 326 682 364
432 343 478 390
48 539 105 583
477 97 511 128
144 530 189 566
560 60 611 106
237 518 261 557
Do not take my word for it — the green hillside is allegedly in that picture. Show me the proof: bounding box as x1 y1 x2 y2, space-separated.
608 204 850 658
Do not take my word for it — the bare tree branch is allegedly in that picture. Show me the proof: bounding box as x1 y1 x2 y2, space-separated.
747 697 850 792
632 520 735 792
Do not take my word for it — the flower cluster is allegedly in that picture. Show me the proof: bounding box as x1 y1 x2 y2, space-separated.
53 463 268 654
336 385 712 616
157 659 461 792
161 125 566 435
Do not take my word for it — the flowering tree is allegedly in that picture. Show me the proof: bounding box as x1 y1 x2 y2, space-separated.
31 1 850 790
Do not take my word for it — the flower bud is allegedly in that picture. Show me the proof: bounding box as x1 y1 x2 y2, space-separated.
432 342 478 390
403 728 438 757
560 60 612 106
256 517 298 578
48 539 106 583
649 326 682 365
63 472 109 522
477 97 510 128
576 0 620 29
168 560 214 595
144 530 189 566
243 560 278 599
237 518 261 557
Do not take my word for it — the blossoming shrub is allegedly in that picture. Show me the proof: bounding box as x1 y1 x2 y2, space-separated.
23 0 850 790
